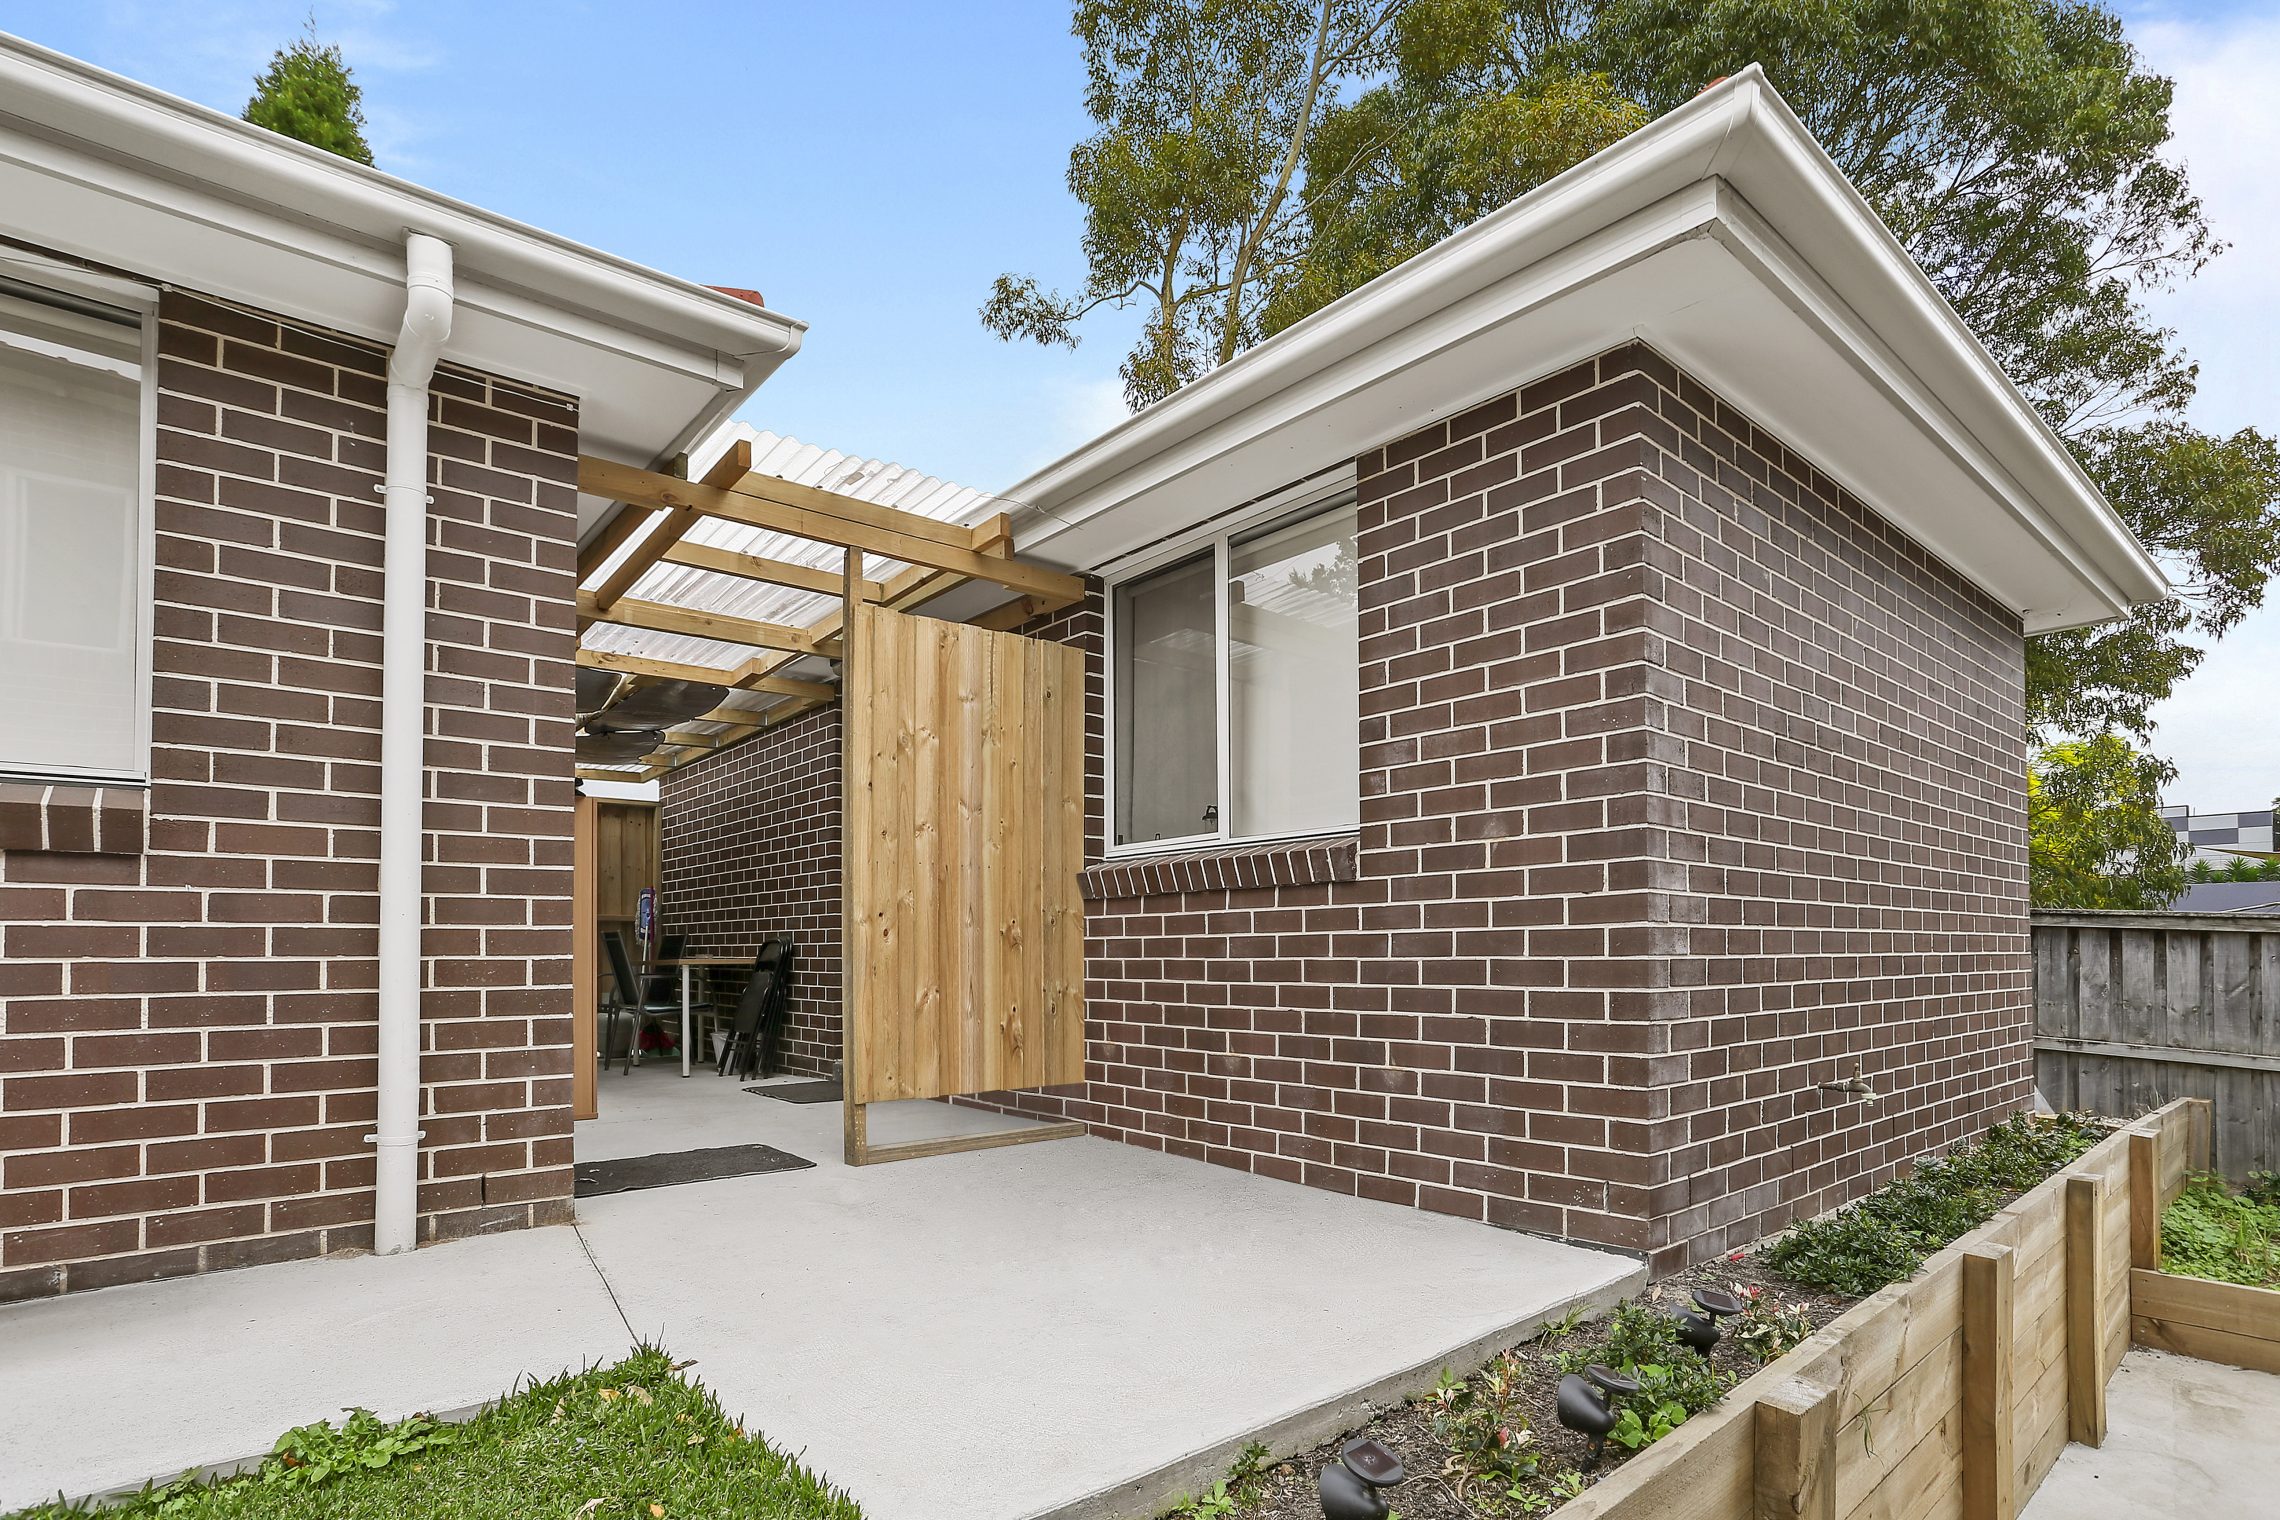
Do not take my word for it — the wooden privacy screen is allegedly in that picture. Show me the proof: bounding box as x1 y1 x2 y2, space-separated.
841 599 1087 1161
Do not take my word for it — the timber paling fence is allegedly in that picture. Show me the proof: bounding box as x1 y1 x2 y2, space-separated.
2033 909 2280 1177
1554 1097 2208 1520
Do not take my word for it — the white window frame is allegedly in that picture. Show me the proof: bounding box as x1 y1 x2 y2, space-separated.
0 251 160 787
1100 464 1359 858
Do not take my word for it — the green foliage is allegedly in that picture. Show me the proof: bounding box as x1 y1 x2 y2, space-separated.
1162 1443 1271 1518
1427 1349 1540 1500
1265 64 1646 335
2185 855 2280 884
1002 0 2280 738
2027 733 2186 908
1766 1113 2108 1295
261 1410 455 1489
6 1348 861 1519
983 1 1407 407
1730 1288 1815 1364
1512 1467 1587 1514
243 20 375 166
1549 1302 1731 1460
2159 1174 2280 1288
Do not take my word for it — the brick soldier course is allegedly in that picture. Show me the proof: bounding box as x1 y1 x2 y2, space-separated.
0 284 581 1302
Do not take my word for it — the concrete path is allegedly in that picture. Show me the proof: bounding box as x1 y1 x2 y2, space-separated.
1 1066 1643 1519
2024 1347 2280 1519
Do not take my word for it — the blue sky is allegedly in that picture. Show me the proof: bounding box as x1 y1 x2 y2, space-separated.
3 1 2272 806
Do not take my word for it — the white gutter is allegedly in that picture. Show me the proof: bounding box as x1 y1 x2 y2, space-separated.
997 65 2168 625
372 233 453 1257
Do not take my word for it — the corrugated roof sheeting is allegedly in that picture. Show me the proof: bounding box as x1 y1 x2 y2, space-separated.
577 426 1002 771
579 424 1002 672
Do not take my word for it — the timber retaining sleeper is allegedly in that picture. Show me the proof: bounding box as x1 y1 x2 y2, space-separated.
1160 1104 2195 1520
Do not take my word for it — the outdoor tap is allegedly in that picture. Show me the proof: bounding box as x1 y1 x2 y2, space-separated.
1817 1060 1880 1105
1318 1436 1405 1520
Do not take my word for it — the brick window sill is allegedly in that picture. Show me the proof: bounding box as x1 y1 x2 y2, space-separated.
1080 832 1359 902
0 781 148 855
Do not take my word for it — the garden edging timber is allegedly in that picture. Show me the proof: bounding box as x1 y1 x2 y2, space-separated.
1541 1097 2206 1520
1030 1265 1647 1520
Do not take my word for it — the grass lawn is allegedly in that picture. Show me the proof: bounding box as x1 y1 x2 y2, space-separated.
7 1348 862 1520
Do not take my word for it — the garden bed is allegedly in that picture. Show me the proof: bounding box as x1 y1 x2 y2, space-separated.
1165 1110 2133 1520
2130 1168 2280 1374
3 1348 861 1520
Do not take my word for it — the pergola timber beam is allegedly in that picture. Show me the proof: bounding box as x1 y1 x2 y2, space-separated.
577 455 1085 607
575 502 652 582
573 646 836 701
575 591 840 657
732 560 957 690
640 695 829 767
661 540 885 601
586 442 754 614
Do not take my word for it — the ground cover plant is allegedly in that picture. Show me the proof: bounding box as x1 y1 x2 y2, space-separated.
5 1348 861 1520
1172 1110 2112 1519
1763 1113 2110 1295
2159 1172 2280 1288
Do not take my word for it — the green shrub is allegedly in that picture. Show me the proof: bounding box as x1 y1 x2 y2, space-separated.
2161 1174 2280 1287
1765 1113 2106 1295
1548 1301 1731 1460
1427 1350 1541 1500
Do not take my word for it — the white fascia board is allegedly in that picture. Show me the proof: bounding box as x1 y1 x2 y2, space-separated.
0 31 803 468
1000 66 2165 633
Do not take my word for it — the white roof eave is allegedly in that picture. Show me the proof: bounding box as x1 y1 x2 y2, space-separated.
996 66 2167 636
0 30 804 474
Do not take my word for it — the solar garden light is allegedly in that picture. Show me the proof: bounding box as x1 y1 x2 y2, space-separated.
1673 1286 1746 1355
1318 1436 1405 1520
1555 1363 1639 1470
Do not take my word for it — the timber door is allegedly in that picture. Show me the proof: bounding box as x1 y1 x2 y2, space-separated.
840 602 1087 1160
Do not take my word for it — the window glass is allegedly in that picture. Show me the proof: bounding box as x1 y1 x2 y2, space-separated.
1109 494 1359 850
1228 504 1358 838
0 288 144 780
1113 551 1219 846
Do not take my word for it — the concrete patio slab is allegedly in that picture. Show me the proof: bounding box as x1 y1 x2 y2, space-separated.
2023 1346 2280 1519
0 1065 1644 1519
0 1221 626 1510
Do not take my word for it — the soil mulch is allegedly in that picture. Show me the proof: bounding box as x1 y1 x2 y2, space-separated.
1210 1114 2118 1519
1225 1249 1858 1520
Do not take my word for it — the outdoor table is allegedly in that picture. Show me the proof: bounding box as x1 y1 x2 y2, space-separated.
655 955 751 1077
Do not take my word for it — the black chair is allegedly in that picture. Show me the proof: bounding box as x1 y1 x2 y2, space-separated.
642 932 687 1006
602 928 683 1073
717 939 794 1080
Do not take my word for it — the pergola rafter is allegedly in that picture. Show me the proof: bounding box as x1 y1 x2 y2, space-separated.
573 451 1079 779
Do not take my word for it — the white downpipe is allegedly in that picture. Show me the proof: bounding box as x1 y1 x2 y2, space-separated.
373 233 454 1256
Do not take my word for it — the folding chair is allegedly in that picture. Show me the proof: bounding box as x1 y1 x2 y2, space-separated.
602 929 683 1073
716 939 793 1080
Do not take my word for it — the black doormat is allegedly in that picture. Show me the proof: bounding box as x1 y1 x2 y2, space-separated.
574 1143 812 1198
746 1079 842 1104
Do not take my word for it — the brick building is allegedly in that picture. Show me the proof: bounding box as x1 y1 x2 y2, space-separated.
0 35 800 1299
2 44 2170 1299
652 70 2168 1273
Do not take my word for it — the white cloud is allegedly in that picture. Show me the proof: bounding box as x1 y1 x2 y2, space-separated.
2129 7 2280 809
1005 372 1133 484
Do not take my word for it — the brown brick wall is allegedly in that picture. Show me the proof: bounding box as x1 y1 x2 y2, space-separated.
657 704 842 1077
959 342 2031 1273
0 286 581 1301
